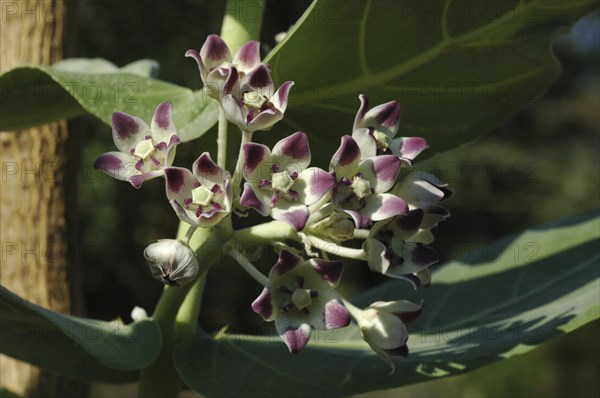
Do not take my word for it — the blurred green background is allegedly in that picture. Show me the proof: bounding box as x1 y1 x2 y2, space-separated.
66 1 599 396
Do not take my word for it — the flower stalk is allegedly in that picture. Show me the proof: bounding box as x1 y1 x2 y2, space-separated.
302 234 369 261
217 106 229 169
137 1 266 396
138 226 220 398
229 249 269 286
231 130 253 197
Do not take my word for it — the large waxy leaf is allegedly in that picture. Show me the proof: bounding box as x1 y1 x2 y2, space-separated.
0 63 218 142
0 286 161 383
174 210 600 397
257 0 598 166
2 2 595 163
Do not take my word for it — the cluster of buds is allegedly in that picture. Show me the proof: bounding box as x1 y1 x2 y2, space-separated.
93 35 451 372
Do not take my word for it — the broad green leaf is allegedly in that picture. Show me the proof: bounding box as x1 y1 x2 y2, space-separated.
52 58 160 77
174 210 600 397
0 286 161 383
259 0 598 166
0 63 218 141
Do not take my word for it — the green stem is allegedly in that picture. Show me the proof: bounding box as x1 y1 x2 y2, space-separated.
220 0 265 53
341 298 363 319
138 2 266 395
228 249 269 286
231 130 253 197
307 202 333 225
217 106 229 169
138 227 221 398
302 234 369 261
232 219 299 245
137 284 192 398
308 192 331 214
175 270 207 341
180 225 197 245
353 229 370 240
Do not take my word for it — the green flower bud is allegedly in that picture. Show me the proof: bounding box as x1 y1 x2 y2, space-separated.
144 239 199 287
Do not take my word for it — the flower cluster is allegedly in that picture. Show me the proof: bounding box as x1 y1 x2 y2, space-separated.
94 35 451 372
186 34 294 133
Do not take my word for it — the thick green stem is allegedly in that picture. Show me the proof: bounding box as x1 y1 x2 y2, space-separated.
137 227 220 398
174 269 207 341
220 0 265 52
138 2 266 395
137 283 192 397
233 219 299 245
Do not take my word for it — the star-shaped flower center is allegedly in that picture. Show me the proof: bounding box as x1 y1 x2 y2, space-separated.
243 91 267 110
372 130 391 151
271 171 295 193
278 276 319 315
191 185 215 207
133 139 156 160
291 288 313 310
350 175 372 199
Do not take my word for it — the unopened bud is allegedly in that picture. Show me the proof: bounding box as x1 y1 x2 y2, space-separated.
131 306 149 321
310 211 355 242
144 239 199 287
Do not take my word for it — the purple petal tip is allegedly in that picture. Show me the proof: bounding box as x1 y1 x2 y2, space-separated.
164 168 186 193
324 300 351 329
94 153 122 172
112 112 140 139
251 288 273 320
154 102 172 129
281 325 310 353
312 259 344 286
273 250 301 276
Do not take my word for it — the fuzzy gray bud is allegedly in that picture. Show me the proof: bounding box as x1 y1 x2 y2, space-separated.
144 239 199 287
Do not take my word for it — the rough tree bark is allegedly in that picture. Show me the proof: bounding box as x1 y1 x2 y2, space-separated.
0 0 86 396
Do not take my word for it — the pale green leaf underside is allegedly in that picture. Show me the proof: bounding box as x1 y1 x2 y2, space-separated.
258 0 598 166
0 64 218 142
0 286 161 383
175 210 600 397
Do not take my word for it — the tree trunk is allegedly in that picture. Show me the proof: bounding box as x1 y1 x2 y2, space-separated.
0 0 86 396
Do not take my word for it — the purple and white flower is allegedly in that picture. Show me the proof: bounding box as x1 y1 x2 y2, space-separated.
329 135 408 228
185 35 262 99
220 64 294 133
164 153 232 228
363 208 448 287
348 300 423 373
94 102 180 188
241 132 336 230
362 171 451 286
251 250 351 353
351 95 428 163
186 34 294 132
